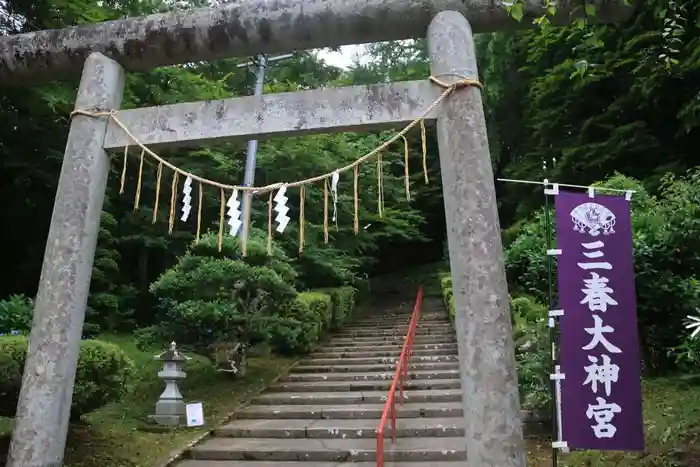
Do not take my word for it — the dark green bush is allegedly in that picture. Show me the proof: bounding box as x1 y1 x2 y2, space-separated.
438 273 550 411
440 274 454 322
0 335 132 419
0 294 33 334
145 232 298 353
0 295 100 339
318 286 357 329
272 291 333 354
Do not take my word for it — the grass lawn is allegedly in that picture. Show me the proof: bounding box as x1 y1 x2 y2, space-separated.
0 333 296 467
526 377 700 467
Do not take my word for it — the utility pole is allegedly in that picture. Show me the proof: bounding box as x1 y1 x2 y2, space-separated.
236 53 294 238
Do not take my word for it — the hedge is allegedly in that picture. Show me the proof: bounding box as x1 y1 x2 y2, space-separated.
0 335 133 420
438 272 551 410
440 274 454 322
317 286 357 330
271 286 357 355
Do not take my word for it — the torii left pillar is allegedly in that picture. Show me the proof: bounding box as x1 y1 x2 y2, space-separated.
7 52 125 467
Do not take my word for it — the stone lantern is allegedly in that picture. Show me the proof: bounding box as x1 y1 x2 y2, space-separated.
148 341 189 427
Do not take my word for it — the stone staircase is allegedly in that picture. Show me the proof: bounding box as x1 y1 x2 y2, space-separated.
174 297 468 466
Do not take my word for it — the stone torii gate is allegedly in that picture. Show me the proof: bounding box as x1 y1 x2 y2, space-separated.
0 1 631 466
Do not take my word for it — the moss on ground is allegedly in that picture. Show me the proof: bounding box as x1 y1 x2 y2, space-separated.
0 333 295 467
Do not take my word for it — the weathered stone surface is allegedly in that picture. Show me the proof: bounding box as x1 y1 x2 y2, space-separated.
176 462 470 467
102 80 442 150
217 417 465 438
189 436 467 462
253 388 463 405
271 377 461 392
308 347 457 359
292 361 460 373
231 402 464 420
328 334 456 344
428 11 526 467
301 354 459 366
0 0 633 86
6 53 126 467
315 342 458 353
284 368 460 382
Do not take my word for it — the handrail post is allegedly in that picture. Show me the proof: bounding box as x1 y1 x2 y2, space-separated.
398 361 405 405
391 397 397 443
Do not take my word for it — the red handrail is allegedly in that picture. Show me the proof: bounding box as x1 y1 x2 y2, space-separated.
376 286 423 467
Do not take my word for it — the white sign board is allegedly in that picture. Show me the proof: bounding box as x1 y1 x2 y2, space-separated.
186 402 205 427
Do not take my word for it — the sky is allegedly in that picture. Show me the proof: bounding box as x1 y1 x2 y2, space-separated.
316 44 368 69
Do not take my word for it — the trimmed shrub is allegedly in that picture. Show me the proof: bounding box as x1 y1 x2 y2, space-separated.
438 273 550 411
0 335 132 419
440 274 454 322
272 291 334 354
144 232 298 353
318 286 358 329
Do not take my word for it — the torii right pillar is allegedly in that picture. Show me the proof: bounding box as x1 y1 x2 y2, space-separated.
428 11 526 466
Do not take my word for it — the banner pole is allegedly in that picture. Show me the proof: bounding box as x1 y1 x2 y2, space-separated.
543 182 559 467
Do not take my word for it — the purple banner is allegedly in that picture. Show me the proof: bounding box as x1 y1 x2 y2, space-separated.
555 190 644 451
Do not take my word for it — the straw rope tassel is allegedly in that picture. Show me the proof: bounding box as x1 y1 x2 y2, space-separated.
218 188 225 252
377 153 384 219
119 144 129 195
168 171 179 234
299 186 306 254
353 165 359 235
323 180 329 244
420 119 429 184
134 150 145 210
152 162 163 223
196 182 203 243
401 136 411 201
267 191 274 255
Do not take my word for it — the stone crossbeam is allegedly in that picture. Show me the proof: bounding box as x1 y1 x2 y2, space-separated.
103 80 442 151
0 0 633 86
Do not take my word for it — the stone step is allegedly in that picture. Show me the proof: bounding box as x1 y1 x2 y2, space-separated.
283 369 460 382
310 347 458 359
188 437 467 462
302 355 458 366
341 321 452 331
232 402 463 420
271 378 460 393
354 313 448 322
329 335 455 344
334 329 453 338
252 389 462 405
292 361 459 373
317 342 458 353
216 417 464 439
177 461 464 467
